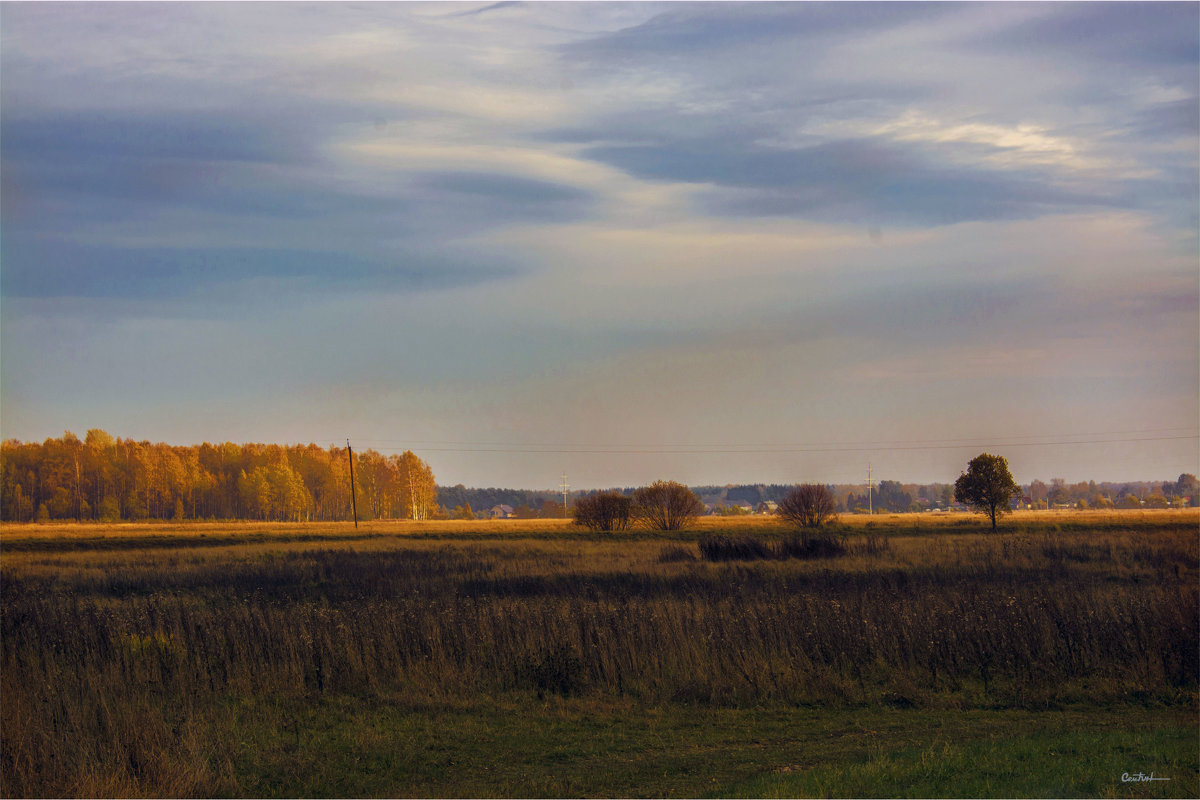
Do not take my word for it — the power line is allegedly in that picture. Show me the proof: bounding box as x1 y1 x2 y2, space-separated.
336 427 1198 451
350 433 1197 456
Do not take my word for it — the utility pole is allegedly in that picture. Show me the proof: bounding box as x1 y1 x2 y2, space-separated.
406 459 415 521
74 453 82 522
559 473 570 517
347 439 358 529
867 463 873 515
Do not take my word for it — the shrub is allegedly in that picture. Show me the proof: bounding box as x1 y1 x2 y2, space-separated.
633 481 704 531
777 484 838 528
573 491 634 532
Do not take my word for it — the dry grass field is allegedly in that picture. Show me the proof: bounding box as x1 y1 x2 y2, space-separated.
2 509 1196 797
4 506 1191 541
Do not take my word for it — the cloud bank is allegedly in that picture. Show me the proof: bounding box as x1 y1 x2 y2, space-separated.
2 2 1196 487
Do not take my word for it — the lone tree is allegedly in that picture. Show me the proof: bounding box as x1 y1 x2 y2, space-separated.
954 453 1021 531
777 484 838 528
573 491 633 532
633 480 704 531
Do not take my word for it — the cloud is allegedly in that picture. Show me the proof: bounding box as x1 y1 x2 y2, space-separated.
450 2 523 19
547 4 1191 233
1130 97 1200 141
863 111 1130 174
0 238 519 301
583 136 1126 226
570 2 951 59
0 110 598 301
975 2 1199 68
334 132 692 229
412 170 593 221
1 111 298 165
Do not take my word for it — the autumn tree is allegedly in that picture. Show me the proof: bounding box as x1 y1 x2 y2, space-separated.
84 429 117 520
632 480 703 531
0 440 39 521
777 484 838 528
40 433 82 520
954 453 1021 531
395 450 436 520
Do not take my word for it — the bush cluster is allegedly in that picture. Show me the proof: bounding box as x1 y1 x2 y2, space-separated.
573 480 703 532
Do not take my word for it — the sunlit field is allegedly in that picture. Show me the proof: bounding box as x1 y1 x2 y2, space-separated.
2 510 1196 797
6 507 1193 542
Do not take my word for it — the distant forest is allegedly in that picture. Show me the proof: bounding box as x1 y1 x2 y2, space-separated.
1 431 436 523
1 432 1194 522
550 476 1195 516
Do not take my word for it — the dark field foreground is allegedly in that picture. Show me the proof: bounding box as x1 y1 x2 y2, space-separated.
2 512 1197 797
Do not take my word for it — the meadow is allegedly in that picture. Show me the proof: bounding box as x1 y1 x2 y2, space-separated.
1 510 1196 797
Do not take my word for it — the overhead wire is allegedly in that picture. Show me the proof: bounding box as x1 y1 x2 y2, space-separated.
339 430 1198 455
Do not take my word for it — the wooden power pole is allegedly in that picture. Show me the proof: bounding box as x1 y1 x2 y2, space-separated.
347 440 359 528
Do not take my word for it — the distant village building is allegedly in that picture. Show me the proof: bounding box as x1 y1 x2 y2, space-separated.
489 504 515 519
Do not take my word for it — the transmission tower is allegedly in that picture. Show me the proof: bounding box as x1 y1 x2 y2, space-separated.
559 473 570 515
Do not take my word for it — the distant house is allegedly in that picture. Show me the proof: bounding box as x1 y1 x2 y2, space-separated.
756 501 778 514
489 504 515 519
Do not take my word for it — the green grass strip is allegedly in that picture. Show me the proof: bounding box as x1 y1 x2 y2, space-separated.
217 693 1196 798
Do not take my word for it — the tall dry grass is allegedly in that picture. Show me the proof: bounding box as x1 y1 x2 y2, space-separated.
2 515 1196 796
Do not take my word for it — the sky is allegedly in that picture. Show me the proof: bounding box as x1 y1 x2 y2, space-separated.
1 1 1197 490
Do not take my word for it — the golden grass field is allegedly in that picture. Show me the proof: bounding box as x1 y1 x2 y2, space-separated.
3 506 1193 539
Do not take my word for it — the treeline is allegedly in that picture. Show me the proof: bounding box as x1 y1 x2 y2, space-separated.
677 477 1197 514
691 482 957 513
1023 476 1197 509
445 475 1198 519
0 431 436 523
435 485 566 518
